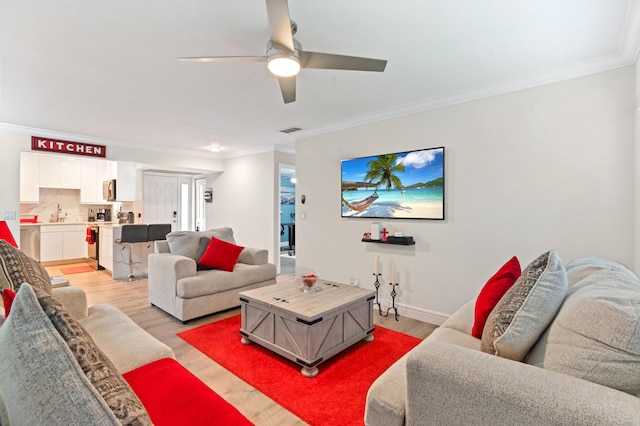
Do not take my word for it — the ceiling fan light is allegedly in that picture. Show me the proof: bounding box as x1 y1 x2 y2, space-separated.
268 56 301 77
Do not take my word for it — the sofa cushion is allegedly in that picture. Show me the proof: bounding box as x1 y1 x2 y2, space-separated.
0 240 52 294
177 263 276 299
166 228 236 260
198 237 244 272
472 256 521 338
0 284 120 425
79 303 175 374
123 358 253 426
33 286 152 425
527 267 640 395
481 250 567 361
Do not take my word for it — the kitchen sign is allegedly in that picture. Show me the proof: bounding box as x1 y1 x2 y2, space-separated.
31 136 107 158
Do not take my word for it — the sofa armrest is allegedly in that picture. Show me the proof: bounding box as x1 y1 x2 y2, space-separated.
238 247 268 265
52 286 88 319
148 253 197 312
406 340 640 425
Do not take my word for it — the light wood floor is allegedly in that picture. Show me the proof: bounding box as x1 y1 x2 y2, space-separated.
45 262 437 426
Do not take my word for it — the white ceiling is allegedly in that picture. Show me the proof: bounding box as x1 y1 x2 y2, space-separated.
2 0 639 158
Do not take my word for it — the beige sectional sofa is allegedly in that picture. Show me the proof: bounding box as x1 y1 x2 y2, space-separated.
148 227 277 323
365 254 640 425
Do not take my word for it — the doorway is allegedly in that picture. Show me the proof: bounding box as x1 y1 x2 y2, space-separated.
279 164 296 276
143 173 192 231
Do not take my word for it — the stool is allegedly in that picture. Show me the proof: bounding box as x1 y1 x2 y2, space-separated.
115 224 149 282
147 224 172 241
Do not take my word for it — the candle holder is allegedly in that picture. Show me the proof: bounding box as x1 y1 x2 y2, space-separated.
379 281 399 321
372 272 383 315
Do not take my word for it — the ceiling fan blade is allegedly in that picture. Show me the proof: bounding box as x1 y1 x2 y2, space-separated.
302 52 387 72
177 56 267 63
277 76 296 104
266 0 294 51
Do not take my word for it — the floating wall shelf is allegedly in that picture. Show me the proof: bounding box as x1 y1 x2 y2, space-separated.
361 239 415 246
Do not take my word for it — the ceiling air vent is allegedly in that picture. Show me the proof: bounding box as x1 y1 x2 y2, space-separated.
279 127 302 134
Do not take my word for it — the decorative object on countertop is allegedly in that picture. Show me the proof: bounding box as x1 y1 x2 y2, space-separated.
362 232 371 240
19 215 38 224
380 227 389 242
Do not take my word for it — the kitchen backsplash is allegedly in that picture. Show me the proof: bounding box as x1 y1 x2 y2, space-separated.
20 188 143 223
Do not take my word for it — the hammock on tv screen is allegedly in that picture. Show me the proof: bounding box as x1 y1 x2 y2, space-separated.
342 192 379 211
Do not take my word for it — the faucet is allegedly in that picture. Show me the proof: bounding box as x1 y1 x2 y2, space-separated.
54 204 62 222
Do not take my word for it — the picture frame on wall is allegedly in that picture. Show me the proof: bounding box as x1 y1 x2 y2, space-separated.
341 146 444 220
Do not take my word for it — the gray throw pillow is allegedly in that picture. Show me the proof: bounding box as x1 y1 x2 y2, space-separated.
481 250 568 361
166 227 235 260
195 237 214 271
527 267 640 395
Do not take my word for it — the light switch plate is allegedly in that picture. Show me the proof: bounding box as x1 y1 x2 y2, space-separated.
2 210 16 220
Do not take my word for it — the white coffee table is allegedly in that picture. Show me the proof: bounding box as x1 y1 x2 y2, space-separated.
239 280 375 377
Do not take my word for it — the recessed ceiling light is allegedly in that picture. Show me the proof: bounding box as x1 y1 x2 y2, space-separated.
208 145 223 152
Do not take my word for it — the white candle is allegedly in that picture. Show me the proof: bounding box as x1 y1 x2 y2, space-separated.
392 265 396 283
374 256 379 274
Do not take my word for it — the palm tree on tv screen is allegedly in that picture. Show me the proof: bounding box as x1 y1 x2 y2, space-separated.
365 154 405 190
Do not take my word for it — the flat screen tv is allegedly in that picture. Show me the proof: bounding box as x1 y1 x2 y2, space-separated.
341 147 444 220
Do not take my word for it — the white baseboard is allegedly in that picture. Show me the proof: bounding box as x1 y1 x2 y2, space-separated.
377 299 449 326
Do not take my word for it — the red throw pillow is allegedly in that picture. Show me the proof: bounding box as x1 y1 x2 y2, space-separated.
197 236 244 272
471 256 521 338
2 288 16 317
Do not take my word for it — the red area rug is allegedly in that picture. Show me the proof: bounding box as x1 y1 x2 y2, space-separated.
59 265 94 274
178 315 421 426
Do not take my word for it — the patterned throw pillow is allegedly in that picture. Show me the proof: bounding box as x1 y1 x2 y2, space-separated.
33 286 152 425
0 240 52 294
481 250 568 361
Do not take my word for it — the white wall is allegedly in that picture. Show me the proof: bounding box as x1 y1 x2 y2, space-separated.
206 150 294 264
296 67 635 324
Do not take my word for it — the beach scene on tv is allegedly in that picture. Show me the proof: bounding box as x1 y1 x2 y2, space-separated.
341 147 444 219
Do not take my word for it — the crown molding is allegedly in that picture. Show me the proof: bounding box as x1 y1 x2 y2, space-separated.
295 54 636 141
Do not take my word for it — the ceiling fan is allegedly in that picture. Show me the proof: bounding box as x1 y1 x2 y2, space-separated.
178 0 387 104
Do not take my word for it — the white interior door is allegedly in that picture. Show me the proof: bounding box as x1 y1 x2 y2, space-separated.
143 174 179 230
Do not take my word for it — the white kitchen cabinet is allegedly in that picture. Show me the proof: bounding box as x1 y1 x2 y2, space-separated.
38 154 81 189
80 158 109 204
40 230 63 262
63 228 87 259
40 225 87 262
20 152 40 203
99 226 114 271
